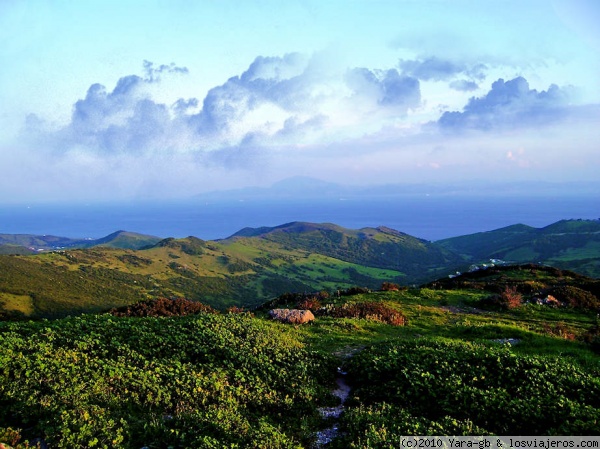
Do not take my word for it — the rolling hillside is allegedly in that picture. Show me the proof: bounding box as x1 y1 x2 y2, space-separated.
436 219 600 277
1 265 599 447
1 219 599 319
227 221 461 277
2 222 448 318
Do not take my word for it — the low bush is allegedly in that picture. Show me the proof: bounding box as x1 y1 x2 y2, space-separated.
109 297 217 317
380 282 402 291
479 285 523 309
341 287 371 296
225 305 253 315
296 297 322 312
322 301 407 326
0 314 334 447
551 286 599 310
542 322 576 340
337 339 600 440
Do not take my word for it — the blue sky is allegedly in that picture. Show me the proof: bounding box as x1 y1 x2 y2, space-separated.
1 0 599 201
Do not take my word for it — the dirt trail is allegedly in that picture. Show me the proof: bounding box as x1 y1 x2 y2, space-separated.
312 346 362 447
313 369 351 447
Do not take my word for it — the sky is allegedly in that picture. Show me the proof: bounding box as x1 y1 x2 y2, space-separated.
1 0 599 202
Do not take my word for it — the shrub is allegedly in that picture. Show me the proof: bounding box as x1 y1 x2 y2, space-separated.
296 297 322 312
0 314 334 447
340 339 600 437
542 322 576 340
501 285 523 308
551 286 599 310
480 285 522 310
341 287 371 296
0 427 40 448
109 297 217 317
324 301 407 326
226 305 253 316
582 322 600 353
381 282 403 291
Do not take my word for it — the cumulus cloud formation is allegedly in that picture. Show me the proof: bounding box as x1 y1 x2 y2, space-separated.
52 74 182 154
449 80 479 92
345 68 421 109
398 57 487 82
17 55 591 200
438 76 574 130
24 55 425 160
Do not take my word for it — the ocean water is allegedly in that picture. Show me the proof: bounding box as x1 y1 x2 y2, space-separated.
0 195 598 242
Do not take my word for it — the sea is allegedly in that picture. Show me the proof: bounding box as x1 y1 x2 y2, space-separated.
0 195 598 242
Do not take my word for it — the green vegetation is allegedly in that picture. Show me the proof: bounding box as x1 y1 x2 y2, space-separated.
0 313 335 448
2 219 600 319
0 231 161 252
1 221 600 446
332 339 600 446
227 222 461 280
438 219 600 278
0 225 434 317
1 264 599 447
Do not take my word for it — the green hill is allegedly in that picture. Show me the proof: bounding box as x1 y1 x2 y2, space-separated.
227 221 461 279
0 225 427 318
1 219 599 320
436 219 600 277
82 230 162 249
0 244 35 255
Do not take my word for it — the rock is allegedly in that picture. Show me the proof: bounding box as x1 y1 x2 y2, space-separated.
269 308 315 324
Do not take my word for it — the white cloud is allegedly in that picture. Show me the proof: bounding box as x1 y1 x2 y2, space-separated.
3 53 598 201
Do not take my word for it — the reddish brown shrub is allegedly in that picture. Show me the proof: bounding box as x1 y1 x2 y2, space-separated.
325 301 407 326
479 285 523 310
551 286 599 310
501 285 523 309
381 282 400 291
109 297 217 317
226 306 253 316
296 297 322 311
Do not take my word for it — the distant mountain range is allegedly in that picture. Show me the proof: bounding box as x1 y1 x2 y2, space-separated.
0 219 599 318
193 176 600 201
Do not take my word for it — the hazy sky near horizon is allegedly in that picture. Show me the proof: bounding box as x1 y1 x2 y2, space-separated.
1 0 599 201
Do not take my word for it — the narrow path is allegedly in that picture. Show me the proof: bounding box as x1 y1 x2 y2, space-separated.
312 346 363 447
313 369 351 447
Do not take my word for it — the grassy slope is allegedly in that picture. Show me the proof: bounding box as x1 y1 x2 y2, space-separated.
0 231 161 252
0 233 407 318
227 221 462 280
1 266 599 446
437 219 600 277
1 220 599 319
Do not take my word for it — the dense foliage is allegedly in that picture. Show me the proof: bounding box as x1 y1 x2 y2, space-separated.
109 297 217 317
0 313 334 448
333 339 600 447
234 222 461 277
1 262 600 447
320 301 407 326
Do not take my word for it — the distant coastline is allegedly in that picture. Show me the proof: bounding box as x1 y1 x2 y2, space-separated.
0 194 598 242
